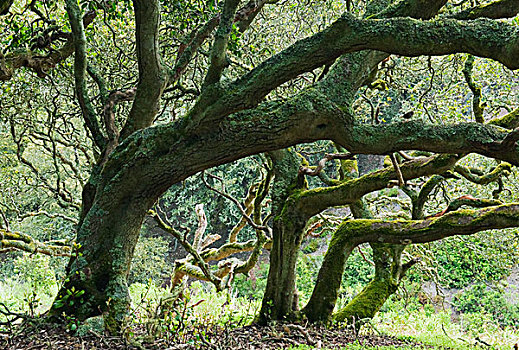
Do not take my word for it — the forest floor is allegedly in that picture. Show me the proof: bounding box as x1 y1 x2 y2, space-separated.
1 319 433 349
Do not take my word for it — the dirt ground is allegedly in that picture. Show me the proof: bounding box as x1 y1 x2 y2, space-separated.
1 319 430 349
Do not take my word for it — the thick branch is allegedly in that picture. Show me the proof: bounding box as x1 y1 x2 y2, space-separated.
188 14 519 130
348 121 519 165
203 0 240 87
65 0 107 150
296 154 460 219
170 0 270 83
119 0 167 140
451 0 519 20
340 203 519 246
489 108 519 129
97 91 519 231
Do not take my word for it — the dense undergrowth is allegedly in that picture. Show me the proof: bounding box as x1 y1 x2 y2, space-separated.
1 247 518 349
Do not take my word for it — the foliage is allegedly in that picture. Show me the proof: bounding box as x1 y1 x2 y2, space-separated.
129 235 172 284
127 280 259 342
454 283 519 328
0 254 59 319
161 157 263 244
232 261 269 300
405 232 519 289
12 254 57 295
375 307 518 350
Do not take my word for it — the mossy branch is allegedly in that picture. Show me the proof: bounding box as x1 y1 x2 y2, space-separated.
451 0 519 20
337 203 519 246
402 174 444 220
430 195 502 217
0 229 72 257
297 154 459 219
65 0 106 151
454 162 511 185
489 108 519 129
119 0 168 140
348 121 519 165
462 55 485 123
203 0 240 87
304 202 519 322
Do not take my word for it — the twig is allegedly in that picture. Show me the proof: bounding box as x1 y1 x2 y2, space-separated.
390 153 405 186
287 324 316 346
202 172 269 232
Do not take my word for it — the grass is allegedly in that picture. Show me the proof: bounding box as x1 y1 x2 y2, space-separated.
0 278 57 318
1 275 518 349
374 308 519 349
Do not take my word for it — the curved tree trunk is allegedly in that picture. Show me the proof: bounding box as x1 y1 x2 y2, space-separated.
302 207 412 324
302 229 357 322
304 157 411 324
333 243 415 324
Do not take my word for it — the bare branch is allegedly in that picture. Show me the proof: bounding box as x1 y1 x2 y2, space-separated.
462 55 485 123
20 210 78 224
192 204 208 250
149 209 223 290
202 172 269 233
389 153 405 187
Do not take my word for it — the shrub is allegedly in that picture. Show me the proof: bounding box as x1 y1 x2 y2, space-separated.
454 283 519 328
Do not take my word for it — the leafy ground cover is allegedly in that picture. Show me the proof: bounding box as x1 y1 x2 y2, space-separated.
2 280 518 349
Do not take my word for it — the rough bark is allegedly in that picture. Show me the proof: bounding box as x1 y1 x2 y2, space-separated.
258 150 305 322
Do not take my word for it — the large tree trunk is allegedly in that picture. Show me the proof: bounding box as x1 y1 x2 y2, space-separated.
258 150 306 322
51 172 158 332
259 213 306 321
